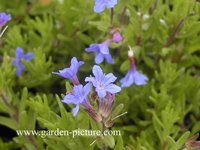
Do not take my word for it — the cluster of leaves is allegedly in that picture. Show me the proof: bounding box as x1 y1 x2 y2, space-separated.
0 0 199 150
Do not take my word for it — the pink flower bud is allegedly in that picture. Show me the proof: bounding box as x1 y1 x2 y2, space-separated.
112 32 123 43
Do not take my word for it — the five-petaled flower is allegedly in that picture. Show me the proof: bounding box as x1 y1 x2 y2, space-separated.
85 39 114 64
0 12 11 28
85 65 121 99
94 0 118 13
120 47 148 87
12 47 34 77
62 83 91 116
52 57 84 85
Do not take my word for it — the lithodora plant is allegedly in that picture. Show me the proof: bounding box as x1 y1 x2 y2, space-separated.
52 57 124 148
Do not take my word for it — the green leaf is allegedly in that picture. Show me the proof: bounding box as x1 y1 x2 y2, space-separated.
76 32 93 44
18 111 28 130
176 131 190 149
142 50 154 69
114 136 124 150
0 116 18 130
167 136 176 148
65 82 72 92
88 20 109 32
19 88 28 113
110 104 124 119
120 60 129 72
192 121 200 134
103 135 115 148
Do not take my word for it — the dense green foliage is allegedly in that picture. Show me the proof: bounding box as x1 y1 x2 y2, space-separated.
0 0 200 150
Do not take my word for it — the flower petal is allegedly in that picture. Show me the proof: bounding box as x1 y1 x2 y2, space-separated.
73 85 85 101
99 43 109 54
96 89 106 99
70 57 84 75
120 70 134 87
62 94 77 104
72 105 79 117
103 73 117 85
83 83 91 98
105 54 114 64
94 0 106 13
92 65 103 82
120 77 131 88
95 53 104 64
16 63 25 77
15 47 24 59
106 0 118 8
24 52 34 61
85 44 99 52
133 71 148 85
85 77 97 87
85 77 94 82
78 61 84 66
52 68 74 79
0 12 11 27
12 59 19 66
105 84 121 94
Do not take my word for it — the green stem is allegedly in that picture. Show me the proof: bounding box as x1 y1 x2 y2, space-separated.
101 119 107 150
120 7 127 24
110 8 114 25
164 18 184 47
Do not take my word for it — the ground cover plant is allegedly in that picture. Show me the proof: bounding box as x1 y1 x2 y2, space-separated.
0 0 200 150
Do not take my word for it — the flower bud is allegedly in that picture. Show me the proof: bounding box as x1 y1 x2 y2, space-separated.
128 46 134 57
112 32 123 43
110 28 123 43
101 93 115 118
84 101 102 122
86 107 102 122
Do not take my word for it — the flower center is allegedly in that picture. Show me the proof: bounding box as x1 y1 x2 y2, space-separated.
97 82 104 90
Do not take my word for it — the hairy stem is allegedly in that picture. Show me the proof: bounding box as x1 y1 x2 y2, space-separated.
101 120 107 150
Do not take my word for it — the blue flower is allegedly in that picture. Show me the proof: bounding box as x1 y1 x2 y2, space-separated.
85 39 114 64
94 0 118 13
85 65 121 99
53 57 84 85
62 83 91 116
0 12 11 27
120 48 148 87
12 47 34 77
120 68 148 87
